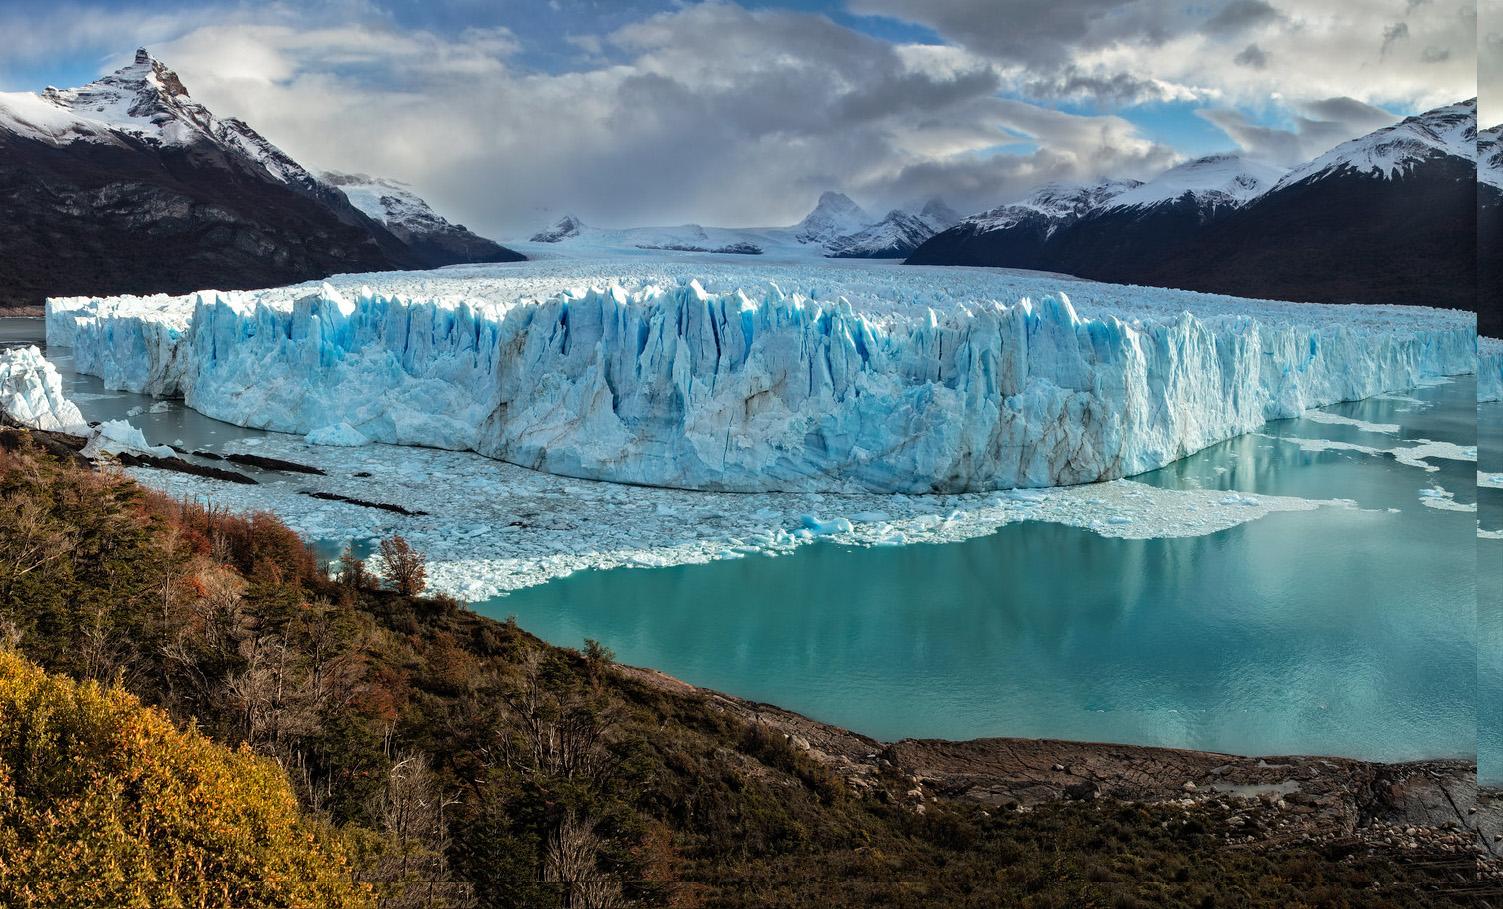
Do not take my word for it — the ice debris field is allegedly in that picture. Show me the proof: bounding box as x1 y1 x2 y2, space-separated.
121 432 1356 602
46 257 1476 495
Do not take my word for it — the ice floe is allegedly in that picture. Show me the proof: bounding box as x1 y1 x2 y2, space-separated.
1265 434 1476 472
1416 484 1474 512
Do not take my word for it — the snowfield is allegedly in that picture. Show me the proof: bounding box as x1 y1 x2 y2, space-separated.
46 256 1476 494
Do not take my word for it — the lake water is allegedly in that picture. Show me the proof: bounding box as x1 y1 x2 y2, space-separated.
1479 400 1502 784
3 317 1481 762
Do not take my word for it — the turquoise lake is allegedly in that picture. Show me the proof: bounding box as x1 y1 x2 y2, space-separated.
4 317 1481 763
476 376 1480 761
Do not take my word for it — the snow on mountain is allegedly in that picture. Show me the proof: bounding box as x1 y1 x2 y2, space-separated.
47 257 1474 495
3 48 322 193
323 172 427 223
526 192 930 258
962 180 1141 233
916 198 962 231
322 171 517 265
826 209 936 258
1105 154 1286 211
1480 124 1503 191
793 191 873 244
1275 98 1476 188
531 215 587 243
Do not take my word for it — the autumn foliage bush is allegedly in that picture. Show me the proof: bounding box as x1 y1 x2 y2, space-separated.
0 649 371 908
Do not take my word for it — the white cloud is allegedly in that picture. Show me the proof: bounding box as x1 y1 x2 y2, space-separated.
852 0 1476 112
1196 96 1402 165
129 2 1178 236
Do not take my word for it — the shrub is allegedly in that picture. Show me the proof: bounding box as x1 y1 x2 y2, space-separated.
0 649 371 908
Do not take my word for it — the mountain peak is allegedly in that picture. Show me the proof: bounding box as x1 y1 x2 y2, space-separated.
134 47 151 65
1106 154 1286 210
917 198 961 230
531 214 587 243
795 191 871 243
1276 97 1475 188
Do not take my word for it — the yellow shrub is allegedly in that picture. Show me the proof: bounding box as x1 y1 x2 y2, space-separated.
0 650 371 908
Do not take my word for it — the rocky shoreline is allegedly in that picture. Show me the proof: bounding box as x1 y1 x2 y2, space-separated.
619 662 1503 886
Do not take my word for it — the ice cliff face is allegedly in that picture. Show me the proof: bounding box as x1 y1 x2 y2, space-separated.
1482 338 1503 403
0 346 87 432
46 260 1476 494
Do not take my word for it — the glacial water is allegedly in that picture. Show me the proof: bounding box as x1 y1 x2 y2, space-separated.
3 316 1480 763
1480 400 1502 784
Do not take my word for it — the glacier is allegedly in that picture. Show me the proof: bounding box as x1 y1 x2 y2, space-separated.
0 345 87 432
1482 337 1503 403
46 258 1476 494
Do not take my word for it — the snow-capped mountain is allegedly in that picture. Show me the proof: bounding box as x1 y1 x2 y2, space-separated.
825 210 935 258
525 193 961 259
531 215 586 243
1103 154 1286 212
916 198 962 232
322 172 519 267
909 99 1476 315
958 180 1140 233
0 49 520 311
906 179 1138 268
793 191 873 244
1275 99 1475 188
1479 124 1503 193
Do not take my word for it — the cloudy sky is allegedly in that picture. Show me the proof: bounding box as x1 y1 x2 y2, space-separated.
0 0 1480 238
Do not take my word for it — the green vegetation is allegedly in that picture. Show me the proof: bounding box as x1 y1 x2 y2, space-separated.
0 426 1475 907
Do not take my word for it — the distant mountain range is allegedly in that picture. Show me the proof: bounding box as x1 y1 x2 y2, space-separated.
910 100 1479 321
0 48 520 311
527 191 961 258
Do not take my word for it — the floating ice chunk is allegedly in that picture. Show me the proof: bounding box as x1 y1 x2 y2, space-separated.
306 422 371 447
0 346 87 433
1301 410 1399 434
81 419 175 459
148 401 171 414
850 511 890 523
1106 515 1134 525
1417 484 1474 512
800 514 854 536
1219 493 1261 506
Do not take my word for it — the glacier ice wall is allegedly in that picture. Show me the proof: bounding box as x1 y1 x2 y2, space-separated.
46 273 1476 494
0 345 87 432
1482 338 1503 404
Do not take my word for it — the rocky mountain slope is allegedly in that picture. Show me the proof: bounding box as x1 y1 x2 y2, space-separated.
0 49 520 312
910 100 1478 315
1481 124 1502 338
